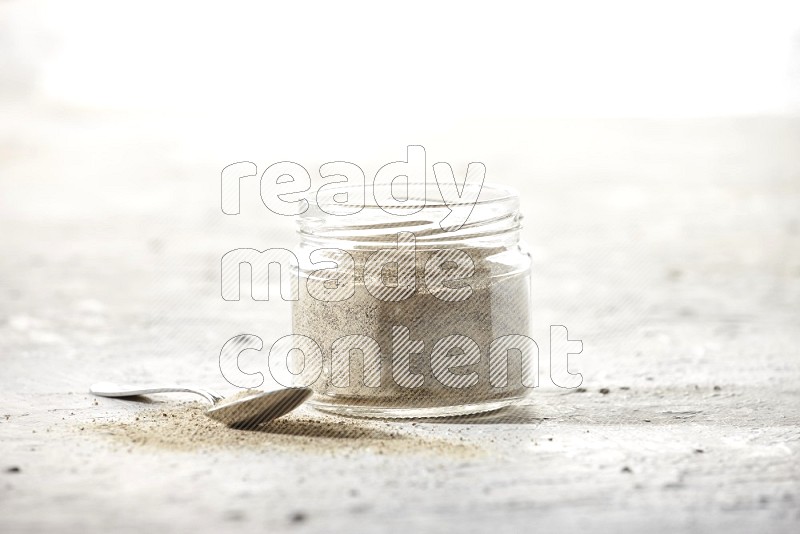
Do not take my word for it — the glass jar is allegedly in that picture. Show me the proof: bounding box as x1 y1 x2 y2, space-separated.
291 182 533 417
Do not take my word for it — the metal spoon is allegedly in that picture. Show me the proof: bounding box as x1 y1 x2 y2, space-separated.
89 382 312 428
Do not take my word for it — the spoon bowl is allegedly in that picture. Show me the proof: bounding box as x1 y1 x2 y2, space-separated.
207 388 312 428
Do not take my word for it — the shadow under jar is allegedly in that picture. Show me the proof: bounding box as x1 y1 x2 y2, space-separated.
291 183 533 418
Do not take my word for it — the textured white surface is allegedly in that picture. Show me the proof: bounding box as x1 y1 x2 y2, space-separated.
1 112 799 533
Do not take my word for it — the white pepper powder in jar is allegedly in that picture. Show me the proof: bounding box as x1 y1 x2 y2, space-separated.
291 183 534 418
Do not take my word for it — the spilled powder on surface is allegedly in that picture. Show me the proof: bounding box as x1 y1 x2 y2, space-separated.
87 402 482 458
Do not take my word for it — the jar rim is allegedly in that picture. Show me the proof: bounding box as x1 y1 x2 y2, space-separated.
306 182 519 211
297 182 522 247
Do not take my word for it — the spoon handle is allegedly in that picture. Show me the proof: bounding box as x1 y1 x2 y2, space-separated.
89 382 224 405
